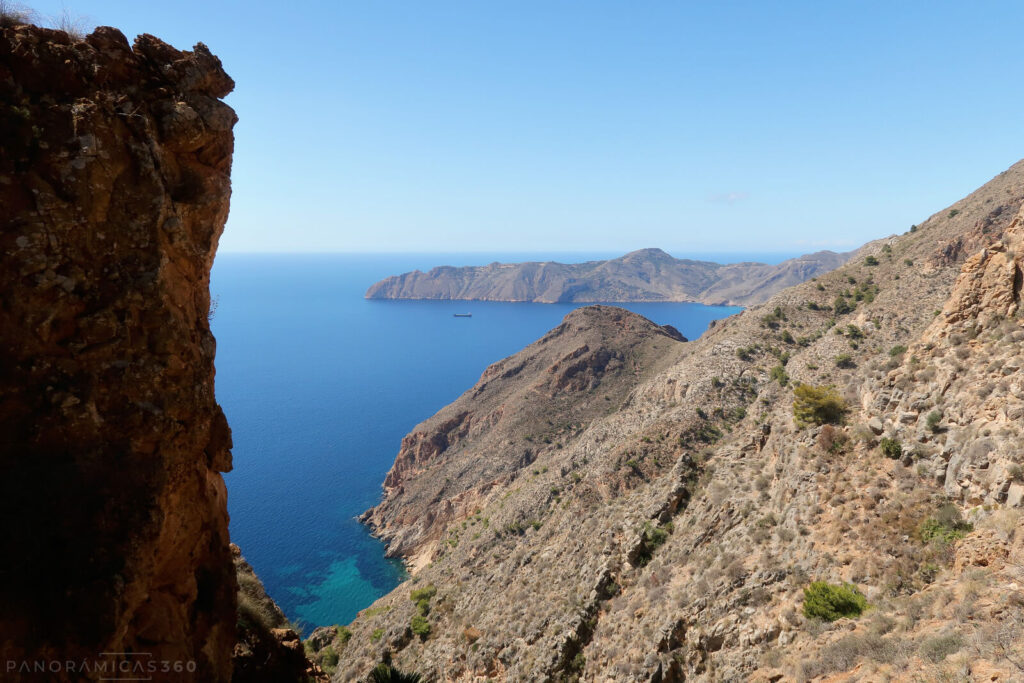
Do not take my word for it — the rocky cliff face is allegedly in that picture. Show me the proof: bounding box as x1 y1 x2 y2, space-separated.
321 161 1024 681
1 23 237 680
365 248 852 306
884 204 1024 510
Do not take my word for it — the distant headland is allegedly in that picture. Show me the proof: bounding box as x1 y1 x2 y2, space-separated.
365 247 853 306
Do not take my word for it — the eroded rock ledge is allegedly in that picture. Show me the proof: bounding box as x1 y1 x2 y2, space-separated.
1 23 237 681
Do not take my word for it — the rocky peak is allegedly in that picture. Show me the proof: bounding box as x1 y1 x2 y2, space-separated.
618 247 677 262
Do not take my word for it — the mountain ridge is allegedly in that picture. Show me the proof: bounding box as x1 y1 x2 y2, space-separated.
365 248 854 306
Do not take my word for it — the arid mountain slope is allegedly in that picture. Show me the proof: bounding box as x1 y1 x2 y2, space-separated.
361 305 689 572
366 248 851 306
0 23 237 680
316 159 1024 681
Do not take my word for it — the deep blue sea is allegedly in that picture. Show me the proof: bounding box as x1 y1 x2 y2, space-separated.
210 252 782 629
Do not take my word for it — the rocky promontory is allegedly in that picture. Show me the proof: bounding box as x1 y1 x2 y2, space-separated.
365 248 852 306
361 305 690 571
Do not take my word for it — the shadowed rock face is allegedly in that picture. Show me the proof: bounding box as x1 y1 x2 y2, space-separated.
1 24 236 681
365 248 853 305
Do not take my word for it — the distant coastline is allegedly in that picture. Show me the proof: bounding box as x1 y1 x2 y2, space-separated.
365 247 853 306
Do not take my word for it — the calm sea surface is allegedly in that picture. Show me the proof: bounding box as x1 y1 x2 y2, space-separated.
210 252 781 628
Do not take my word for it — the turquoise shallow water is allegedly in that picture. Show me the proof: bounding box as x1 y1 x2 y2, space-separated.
210 252 760 628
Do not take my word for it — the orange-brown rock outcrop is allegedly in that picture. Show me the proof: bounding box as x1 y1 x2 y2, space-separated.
1 23 237 681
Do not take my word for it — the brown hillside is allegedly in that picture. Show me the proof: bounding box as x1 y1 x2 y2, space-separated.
321 160 1024 681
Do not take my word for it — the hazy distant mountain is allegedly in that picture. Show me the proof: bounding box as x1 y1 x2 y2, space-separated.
364 248 853 306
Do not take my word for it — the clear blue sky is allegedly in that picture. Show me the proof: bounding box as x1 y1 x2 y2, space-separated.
29 1 1024 254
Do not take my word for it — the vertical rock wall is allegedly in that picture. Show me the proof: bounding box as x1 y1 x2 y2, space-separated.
1 24 237 681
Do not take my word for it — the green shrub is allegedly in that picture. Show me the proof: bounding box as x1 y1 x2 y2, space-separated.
761 306 787 329
410 614 431 638
1009 464 1024 483
409 584 436 618
919 632 963 663
919 562 940 583
793 384 847 427
320 646 339 671
926 410 942 433
369 663 423 683
770 364 789 386
803 581 868 621
880 437 902 459
864 255 880 266
634 521 672 566
888 344 907 357
816 424 849 454
692 422 722 443
833 296 854 315
834 353 855 369
919 504 972 544
336 625 352 644
371 628 384 642
644 521 671 548
410 585 436 603
236 586 286 634
852 283 878 303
